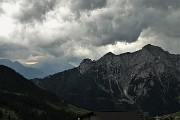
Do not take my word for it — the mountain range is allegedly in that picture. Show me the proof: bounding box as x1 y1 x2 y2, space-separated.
36 62 74 76
0 59 46 79
35 44 180 116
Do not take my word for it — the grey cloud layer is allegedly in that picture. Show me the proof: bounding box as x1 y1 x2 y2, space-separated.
0 0 179 66
0 42 28 59
0 0 57 22
71 0 107 11
18 0 57 22
142 0 180 10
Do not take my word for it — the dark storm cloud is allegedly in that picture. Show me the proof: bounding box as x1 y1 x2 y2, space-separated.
0 0 179 67
16 0 57 23
77 0 180 46
142 0 180 10
83 11 146 46
39 41 65 58
21 0 179 56
71 0 107 11
0 42 28 59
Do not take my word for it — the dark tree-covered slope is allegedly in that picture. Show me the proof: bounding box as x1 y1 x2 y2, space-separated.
0 65 86 120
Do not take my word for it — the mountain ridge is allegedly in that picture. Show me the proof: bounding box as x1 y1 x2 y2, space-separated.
35 44 180 116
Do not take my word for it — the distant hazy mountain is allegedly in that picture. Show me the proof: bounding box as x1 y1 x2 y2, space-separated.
0 65 87 120
35 44 180 116
0 59 46 79
37 62 74 75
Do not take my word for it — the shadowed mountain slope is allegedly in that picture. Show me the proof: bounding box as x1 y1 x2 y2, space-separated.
0 65 87 120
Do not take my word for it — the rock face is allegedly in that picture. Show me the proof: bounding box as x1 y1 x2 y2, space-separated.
36 44 180 116
79 59 95 74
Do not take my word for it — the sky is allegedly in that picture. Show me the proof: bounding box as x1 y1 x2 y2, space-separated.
0 0 179 68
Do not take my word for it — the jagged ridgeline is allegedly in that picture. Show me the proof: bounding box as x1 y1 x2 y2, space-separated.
35 44 180 116
0 65 88 120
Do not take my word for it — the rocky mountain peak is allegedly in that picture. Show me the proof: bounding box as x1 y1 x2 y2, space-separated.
141 44 167 56
78 45 175 76
79 58 94 74
142 44 162 50
98 52 116 63
80 58 92 64
78 44 180 90
103 52 115 57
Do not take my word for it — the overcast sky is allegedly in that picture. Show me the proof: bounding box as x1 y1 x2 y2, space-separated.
0 0 179 67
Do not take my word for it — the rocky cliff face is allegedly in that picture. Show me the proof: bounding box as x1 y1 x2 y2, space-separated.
78 44 180 115
36 44 180 116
